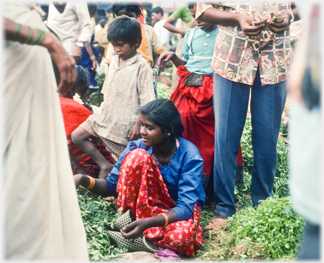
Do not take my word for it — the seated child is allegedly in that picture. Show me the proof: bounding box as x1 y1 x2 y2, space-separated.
59 65 115 178
72 16 156 179
158 19 244 192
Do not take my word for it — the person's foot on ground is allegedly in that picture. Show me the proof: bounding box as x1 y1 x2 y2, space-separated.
203 216 227 234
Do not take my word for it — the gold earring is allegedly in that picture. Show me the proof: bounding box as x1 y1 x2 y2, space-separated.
168 133 171 136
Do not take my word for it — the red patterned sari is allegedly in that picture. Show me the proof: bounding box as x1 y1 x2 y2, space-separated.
116 148 203 258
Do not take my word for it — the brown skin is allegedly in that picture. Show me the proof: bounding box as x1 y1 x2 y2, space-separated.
163 5 197 37
84 42 97 70
4 17 75 96
198 6 298 36
71 128 114 179
73 114 179 239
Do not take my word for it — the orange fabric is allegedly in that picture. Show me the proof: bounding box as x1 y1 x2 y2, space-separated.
153 46 166 56
116 148 203 258
138 24 151 66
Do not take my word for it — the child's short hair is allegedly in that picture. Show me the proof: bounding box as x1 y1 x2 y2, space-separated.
112 2 143 18
99 18 108 28
151 7 164 16
107 16 142 48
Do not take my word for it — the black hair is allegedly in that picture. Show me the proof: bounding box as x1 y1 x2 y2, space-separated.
105 6 112 13
99 18 108 28
74 65 90 102
151 6 164 16
140 99 184 142
112 2 143 18
187 2 197 10
87 2 98 17
96 45 105 55
107 16 142 48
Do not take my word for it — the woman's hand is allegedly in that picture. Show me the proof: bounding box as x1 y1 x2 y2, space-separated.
73 173 85 188
120 218 151 239
41 32 76 96
157 52 174 68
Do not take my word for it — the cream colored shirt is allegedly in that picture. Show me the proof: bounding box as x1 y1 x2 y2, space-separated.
47 2 92 55
91 52 156 145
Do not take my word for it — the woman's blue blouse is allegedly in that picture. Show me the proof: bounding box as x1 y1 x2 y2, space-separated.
106 137 206 221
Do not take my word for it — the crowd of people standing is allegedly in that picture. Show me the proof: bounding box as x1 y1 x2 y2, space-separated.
3 1 319 261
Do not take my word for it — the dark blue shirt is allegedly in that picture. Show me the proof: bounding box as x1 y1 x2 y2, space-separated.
106 137 206 221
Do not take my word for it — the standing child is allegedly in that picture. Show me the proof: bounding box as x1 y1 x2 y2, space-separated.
72 16 156 179
158 19 244 195
105 3 165 98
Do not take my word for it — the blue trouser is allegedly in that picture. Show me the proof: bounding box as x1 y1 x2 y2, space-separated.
213 69 287 217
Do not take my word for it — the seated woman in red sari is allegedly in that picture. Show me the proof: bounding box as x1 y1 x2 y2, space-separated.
60 65 114 179
74 99 205 258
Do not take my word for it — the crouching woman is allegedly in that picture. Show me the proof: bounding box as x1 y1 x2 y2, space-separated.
74 99 205 257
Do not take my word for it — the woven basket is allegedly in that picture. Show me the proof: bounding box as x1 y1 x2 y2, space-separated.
114 209 134 231
107 231 163 253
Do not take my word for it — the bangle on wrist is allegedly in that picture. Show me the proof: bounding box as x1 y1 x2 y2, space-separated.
85 175 95 190
13 23 21 42
30 29 43 45
160 213 169 228
23 26 33 44
90 55 96 61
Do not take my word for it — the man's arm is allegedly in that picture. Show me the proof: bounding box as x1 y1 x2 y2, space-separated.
72 2 93 63
197 5 266 36
163 16 186 37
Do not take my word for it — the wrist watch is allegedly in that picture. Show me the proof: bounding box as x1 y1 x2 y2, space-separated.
77 42 84 48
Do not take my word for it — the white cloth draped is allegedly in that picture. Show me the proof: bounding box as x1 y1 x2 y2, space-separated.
2 3 89 260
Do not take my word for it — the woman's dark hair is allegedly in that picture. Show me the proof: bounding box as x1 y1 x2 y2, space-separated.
87 2 98 17
74 65 90 102
112 2 143 18
105 6 112 13
140 99 184 141
187 2 197 10
107 16 142 48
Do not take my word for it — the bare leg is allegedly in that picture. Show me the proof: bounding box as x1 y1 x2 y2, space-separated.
71 126 113 179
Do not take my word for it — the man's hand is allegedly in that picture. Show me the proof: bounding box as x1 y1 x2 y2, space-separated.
128 122 141 141
237 14 267 36
91 60 97 70
73 45 82 63
267 12 290 34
